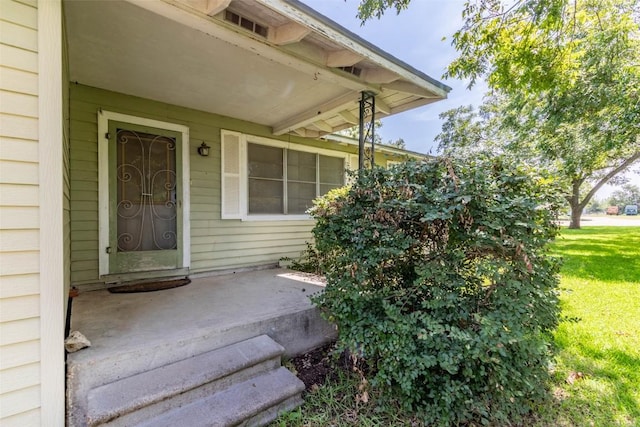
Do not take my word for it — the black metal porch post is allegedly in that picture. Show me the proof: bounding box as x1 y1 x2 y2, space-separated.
358 91 376 170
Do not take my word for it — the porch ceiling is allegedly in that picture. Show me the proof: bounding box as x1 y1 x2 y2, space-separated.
64 0 449 138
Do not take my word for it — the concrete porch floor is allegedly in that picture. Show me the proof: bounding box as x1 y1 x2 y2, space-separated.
68 268 334 363
66 268 336 425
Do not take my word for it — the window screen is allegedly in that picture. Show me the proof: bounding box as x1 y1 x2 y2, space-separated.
248 143 283 214
247 143 344 215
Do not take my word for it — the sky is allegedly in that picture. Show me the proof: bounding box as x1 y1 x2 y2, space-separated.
301 0 637 200
301 0 484 155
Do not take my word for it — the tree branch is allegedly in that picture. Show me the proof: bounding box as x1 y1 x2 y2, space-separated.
580 151 640 208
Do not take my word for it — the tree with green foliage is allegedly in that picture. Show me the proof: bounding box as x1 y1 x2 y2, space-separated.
310 158 563 425
435 102 515 160
585 198 605 214
385 137 406 149
607 184 640 207
358 0 640 229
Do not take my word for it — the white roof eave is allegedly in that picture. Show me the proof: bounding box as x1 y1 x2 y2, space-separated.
119 0 449 138
256 0 452 98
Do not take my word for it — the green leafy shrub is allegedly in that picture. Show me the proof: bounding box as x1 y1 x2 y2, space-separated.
309 157 563 425
280 242 323 275
281 187 351 275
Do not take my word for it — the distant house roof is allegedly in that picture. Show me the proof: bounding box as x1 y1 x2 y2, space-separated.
323 134 431 159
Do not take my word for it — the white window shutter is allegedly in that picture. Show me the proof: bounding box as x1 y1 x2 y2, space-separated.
221 130 244 219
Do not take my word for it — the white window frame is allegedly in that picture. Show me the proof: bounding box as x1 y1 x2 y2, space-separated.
221 130 348 221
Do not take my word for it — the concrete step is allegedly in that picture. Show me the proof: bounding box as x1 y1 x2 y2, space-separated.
67 305 334 426
136 367 305 427
84 335 300 426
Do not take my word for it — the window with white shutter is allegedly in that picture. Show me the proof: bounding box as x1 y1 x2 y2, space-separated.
221 131 245 219
220 130 347 220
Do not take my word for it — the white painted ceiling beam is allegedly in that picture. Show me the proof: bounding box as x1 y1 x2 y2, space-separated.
338 110 358 125
375 97 391 115
129 0 380 94
326 50 364 67
362 68 399 84
305 129 320 138
273 91 361 135
175 0 231 16
269 21 311 45
205 0 232 15
312 120 333 133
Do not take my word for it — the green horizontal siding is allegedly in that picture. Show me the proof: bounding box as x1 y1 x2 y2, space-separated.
69 84 401 286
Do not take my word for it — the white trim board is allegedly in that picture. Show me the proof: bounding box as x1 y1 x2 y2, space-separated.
97 110 191 276
39 0 65 424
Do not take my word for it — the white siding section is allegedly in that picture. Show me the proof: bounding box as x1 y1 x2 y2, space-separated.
0 0 41 424
38 0 65 425
0 0 64 427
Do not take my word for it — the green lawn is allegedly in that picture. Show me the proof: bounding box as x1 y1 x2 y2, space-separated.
275 226 640 426
535 226 640 426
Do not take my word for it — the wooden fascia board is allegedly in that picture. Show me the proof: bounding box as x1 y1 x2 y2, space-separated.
381 80 441 98
390 97 441 115
256 0 449 98
272 91 360 135
132 0 380 94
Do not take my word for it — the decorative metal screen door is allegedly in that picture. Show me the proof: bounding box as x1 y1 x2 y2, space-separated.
108 121 183 274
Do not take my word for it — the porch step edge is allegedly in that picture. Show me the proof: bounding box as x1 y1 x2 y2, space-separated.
241 394 304 427
136 366 305 427
86 334 284 426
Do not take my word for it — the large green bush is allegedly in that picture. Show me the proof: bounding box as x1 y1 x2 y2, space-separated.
309 157 563 425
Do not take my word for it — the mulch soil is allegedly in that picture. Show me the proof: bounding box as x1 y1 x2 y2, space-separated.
290 341 340 391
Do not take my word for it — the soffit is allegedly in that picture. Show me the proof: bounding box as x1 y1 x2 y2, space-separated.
64 0 449 138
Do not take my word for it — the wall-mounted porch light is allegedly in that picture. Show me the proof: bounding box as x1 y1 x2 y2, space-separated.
197 142 210 157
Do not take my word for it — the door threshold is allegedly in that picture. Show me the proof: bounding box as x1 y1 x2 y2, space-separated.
101 268 189 285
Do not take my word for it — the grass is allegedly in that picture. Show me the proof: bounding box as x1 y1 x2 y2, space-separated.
534 227 640 426
274 226 640 426
274 369 421 426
